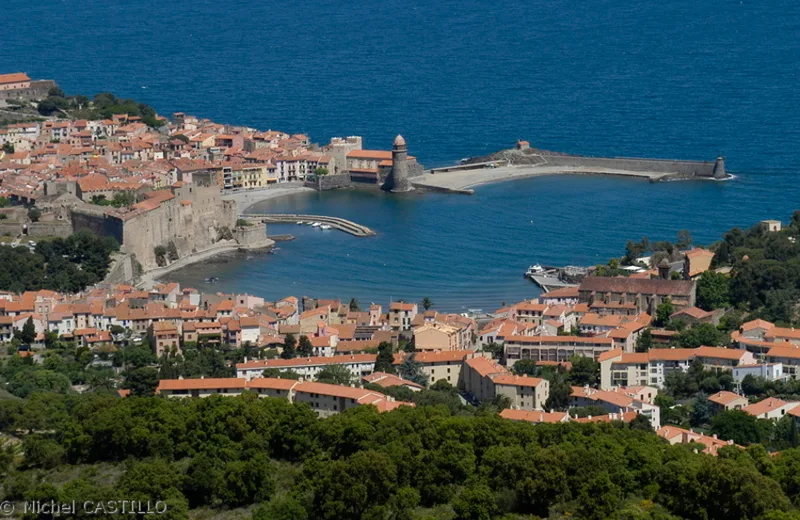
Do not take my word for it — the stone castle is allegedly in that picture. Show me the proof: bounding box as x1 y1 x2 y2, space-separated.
308 135 424 191
25 169 269 275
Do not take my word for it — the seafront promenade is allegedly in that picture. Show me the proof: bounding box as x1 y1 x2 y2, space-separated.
221 183 314 212
412 164 670 193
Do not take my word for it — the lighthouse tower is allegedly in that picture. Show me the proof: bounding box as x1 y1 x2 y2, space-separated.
712 156 726 180
383 135 413 192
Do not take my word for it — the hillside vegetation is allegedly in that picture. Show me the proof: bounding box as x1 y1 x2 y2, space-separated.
0 393 799 520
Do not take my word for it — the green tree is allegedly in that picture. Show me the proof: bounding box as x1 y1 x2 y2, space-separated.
253 496 308 520
421 297 433 311
397 355 428 386
482 342 504 359
577 473 622 520
673 322 728 349
772 415 800 451
711 409 773 445
308 450 397 519
2 142 14 154
316 364 353 385
27 207 41 223
297 335 314 357
690 393 713 427
21 435 66 469
349 298 360 312
19 316 36 344
567 355 599 386
124 367 159 396
636 328 653 352
655 298 674 327
375 341 396 374
511 359 540 376
696 271 732 310
281 333 297 359
314 167 329 176
545 374 572 411
630 413 653 431
452 485 498 520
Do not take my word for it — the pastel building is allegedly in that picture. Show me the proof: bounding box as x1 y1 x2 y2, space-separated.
504 335 615 365
600 347 756 390
235 354 376 381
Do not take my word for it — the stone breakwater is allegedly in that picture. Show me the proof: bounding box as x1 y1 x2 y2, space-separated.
412 165 667 193
413 148 729 193
242 214 376 237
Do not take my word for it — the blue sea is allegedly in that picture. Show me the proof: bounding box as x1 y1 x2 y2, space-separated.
4 0 799 311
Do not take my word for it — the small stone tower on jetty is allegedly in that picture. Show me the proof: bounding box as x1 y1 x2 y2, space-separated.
713 156 726 180
383 135 414 192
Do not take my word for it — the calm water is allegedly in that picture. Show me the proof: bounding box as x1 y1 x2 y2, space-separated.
4 0 800 311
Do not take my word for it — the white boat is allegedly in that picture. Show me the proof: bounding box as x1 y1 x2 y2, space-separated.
525 264 544 276
311 222 321 227
320 224 332 230
297 221 304 225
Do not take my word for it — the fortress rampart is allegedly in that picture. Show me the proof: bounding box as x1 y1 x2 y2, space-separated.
0 80 57 102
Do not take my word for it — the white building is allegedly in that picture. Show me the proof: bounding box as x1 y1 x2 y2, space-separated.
732 363 784 383
235 354 376 381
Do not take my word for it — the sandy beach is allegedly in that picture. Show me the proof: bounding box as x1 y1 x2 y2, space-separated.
222 183 315 213
137 240 275 289
411 164 669 192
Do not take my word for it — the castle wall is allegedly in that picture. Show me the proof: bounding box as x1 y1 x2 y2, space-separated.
304 173 352 191
0 80 57 102
0 223 22 237
123 202 180 268
71 208 124 245
28 221 73 238
122 183 237 269
234 222 270 249
104 253 137 284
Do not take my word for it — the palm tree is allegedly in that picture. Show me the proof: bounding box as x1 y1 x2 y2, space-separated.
421 297 433 311
349 298 360 312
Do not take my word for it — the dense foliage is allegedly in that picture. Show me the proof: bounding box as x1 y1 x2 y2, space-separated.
2 392 800 519
37 89 164 128
0 231 118 293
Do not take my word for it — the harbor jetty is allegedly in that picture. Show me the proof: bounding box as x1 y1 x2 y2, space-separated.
412 141 729 193
526 265 589 292
242 214 376 237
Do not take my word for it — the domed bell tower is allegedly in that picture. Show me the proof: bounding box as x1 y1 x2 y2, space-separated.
383 135 413 193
